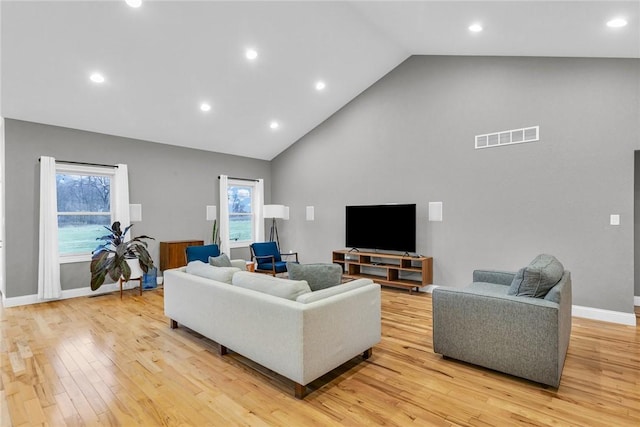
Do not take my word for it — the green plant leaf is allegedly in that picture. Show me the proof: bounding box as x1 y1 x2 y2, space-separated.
89 221 155 291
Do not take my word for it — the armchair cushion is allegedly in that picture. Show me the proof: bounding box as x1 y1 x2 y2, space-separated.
251 242 282 263
508 254 564 298
185 244 221 263
209 253 232 268
287 263 342 291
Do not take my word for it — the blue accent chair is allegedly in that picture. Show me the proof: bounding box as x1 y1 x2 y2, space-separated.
250 242 298 276
185 244 221 264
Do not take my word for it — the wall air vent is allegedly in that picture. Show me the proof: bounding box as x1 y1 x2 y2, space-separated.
475 126 539 149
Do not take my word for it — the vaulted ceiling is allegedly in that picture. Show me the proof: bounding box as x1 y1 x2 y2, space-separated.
2 1 638 160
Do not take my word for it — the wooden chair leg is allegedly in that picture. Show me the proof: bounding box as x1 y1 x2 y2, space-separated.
119 278 123 299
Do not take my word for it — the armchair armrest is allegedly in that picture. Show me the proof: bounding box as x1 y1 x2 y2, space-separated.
281 252 299 263
472 269 516 286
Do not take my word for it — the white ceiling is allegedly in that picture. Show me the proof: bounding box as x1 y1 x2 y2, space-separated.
2 1 639 160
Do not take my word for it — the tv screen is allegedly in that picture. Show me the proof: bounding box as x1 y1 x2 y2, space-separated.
345 204 416 252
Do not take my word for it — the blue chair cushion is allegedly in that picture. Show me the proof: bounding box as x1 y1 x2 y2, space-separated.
185 244 220 263
256 261 288 274
251 242 282 263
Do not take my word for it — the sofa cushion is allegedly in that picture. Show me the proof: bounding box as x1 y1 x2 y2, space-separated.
209 253 232 268
185 260 240 284
232 271 311 301
508 254 564 298
296 278 373 304
286 262 342 291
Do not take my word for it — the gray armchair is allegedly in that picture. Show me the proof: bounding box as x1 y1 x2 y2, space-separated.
432 267 572 388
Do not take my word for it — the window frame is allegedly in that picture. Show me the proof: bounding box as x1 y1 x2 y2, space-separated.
227 179 257 249
56 164 115 264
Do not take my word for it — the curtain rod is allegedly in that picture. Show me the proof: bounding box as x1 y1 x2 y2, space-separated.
217 176 259 182
39 158 118 168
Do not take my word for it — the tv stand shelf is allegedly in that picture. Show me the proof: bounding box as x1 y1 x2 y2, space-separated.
332 250 433 294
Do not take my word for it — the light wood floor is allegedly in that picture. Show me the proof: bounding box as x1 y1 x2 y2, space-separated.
1 288 639 426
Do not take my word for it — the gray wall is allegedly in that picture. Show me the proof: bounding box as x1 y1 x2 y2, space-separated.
5 119 271 298
633 151 640 297
272 55 640 314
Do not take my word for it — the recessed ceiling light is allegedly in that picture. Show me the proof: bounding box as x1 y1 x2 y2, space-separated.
125 0 142 8
269 121 279 130
200 103 211 112
315 81 326 91
246 48 258 60
607 18 628 28
89 72 105 83
469 23 483 33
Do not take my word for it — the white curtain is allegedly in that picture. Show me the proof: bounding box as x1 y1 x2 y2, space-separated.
38 156 61 300
113 164 130 229
254 179 265 242
219 175 230 255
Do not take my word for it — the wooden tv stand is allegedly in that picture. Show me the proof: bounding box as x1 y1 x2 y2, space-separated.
332 250 433 294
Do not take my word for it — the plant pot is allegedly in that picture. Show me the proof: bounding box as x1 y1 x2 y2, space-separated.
125 258 144 281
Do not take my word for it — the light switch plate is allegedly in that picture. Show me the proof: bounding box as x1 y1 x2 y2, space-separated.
610 214 620 226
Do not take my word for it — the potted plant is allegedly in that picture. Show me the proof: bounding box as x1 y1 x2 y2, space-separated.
90 221 155 291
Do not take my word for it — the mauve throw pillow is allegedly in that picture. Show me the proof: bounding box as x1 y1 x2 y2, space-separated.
508 254 564 298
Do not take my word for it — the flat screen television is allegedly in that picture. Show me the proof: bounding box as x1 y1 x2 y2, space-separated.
345 204 416 253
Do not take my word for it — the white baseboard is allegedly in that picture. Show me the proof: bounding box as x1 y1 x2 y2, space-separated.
572 305 636 326
1 282 135 308
635 296 640 306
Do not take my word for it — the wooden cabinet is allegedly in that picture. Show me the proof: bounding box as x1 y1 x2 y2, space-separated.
332 250 432 294
160 240 204 271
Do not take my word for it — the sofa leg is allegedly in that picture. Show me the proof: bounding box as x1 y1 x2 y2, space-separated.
219 345 228 356
170 319 178 329
362 348 373 359
294 383 306 399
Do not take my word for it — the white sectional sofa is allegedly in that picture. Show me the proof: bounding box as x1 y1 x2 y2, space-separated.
164 266 381 398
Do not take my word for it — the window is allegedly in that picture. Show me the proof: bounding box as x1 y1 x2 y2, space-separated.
56 164 114 262
227 180 256 247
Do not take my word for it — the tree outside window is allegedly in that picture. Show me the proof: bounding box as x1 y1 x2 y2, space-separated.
57 171 113 257
228 184 254 245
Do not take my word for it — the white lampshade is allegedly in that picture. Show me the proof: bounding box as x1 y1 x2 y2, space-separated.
264 204 288 219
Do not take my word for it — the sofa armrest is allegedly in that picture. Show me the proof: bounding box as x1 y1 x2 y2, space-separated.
230 259 247 270
472 269 516 286
432 286 564 387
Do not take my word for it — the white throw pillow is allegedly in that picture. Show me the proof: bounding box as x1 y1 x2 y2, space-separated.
186 260 240 284
232 271 311 300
